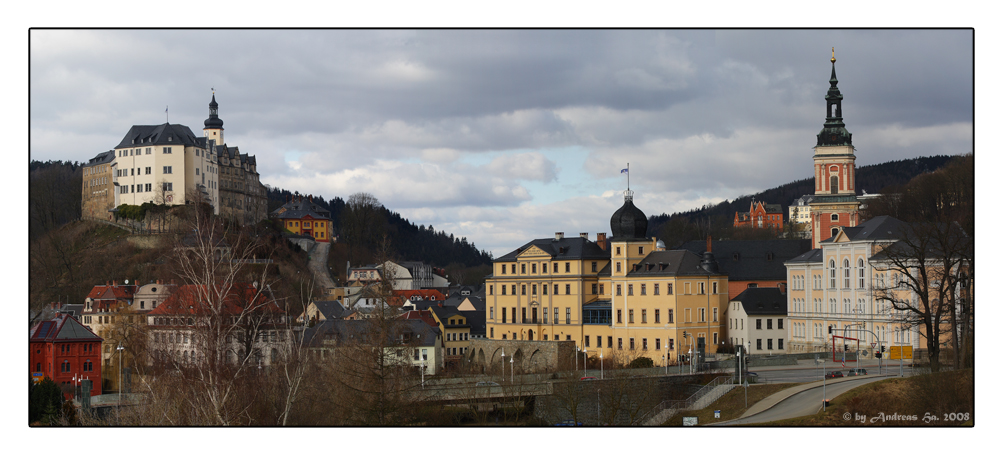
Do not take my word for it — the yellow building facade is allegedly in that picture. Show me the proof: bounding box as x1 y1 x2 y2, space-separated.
484 191 728 367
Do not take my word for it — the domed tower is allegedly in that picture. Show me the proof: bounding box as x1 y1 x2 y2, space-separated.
203 92 225 146
609 187 655 278
810 49 861 248
610 189 648 240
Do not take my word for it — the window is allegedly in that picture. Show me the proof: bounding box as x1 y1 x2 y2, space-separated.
655 338 661 350
699 308 705 322
490 307 494 319
592 283 598 294
554 308 559 324
616 309 622 324
542 263 547 273
553 284 557 295
628 284 633 296
565 284 571 295
829 259 837 288
713 307 718 322
521 264 526 274
628 309 634 323
756 339 762 350
778 339 784 350
501 285 506 295
767 319 773 329
616 284 622 296
641 309 647 323
698 282 705 294
654 309 660 323
616 262 621 273
640 283 646 295
616 246 621 256
162 182 172 192
599 284 604 295
617 338 623 349
668 309 674 323
565 308 570 324
858 258 865 288
489 285 493 296
844 258 851 288
543 307 548 324
756 319 762 330
630 338 635 350
145 166 152 174
592 262 597 272
642 338 648 350
501 264 506 274
713 282 718 294
778 319 784 329
521 285 526 295
163 166 172 174
585 335 590 347
667 283 673 295
713 332 718 345
767 339 773 350
654 283 660 295
502 308 507 323
163 147 172 154
532 263 537 274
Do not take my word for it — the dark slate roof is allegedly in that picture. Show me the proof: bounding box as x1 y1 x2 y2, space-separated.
30 314 102 342
786 248 824 264
302 318 439 348
464 310 487 336
680 239 813 281
822 215 906 243
429 305 468 327
271 197 332 220
732 288 787 316
313 300 346 319
791 195 816 206
115 123 205 149
85 150 115 167
610 194 649 240
625 249 726 277
496 236 610 262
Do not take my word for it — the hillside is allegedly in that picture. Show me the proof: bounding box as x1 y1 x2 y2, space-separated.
647 155 957 247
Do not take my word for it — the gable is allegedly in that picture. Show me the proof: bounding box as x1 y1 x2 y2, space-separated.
456 298 476 311
518 245 551 258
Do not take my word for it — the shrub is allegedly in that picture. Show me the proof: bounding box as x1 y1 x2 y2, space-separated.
628 357 654 369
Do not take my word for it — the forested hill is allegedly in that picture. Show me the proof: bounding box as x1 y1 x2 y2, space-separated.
266 188 493 268
647 155 958 246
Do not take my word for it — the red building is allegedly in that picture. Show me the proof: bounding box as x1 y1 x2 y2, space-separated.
734 201 784 230
30 314 103 399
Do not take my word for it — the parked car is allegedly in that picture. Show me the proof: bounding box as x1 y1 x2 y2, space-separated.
825 371 844 379
580 376 597 381
847 368 868 376
476 381 500 387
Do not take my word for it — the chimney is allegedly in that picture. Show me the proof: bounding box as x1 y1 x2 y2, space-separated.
597 233 607 251
555 232 564 241
706 235 713 253
580 232 588 240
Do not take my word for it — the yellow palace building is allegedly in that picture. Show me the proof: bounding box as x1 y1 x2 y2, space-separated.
484 190 728 367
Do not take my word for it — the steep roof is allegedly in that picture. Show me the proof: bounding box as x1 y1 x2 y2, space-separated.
624 249 726 277
115 123 205 149
30 314 102 342
147 283 282 317
302 318 440 348
732 288 787 316
680 239 813 281
824 215 906 243
270 197 332 220
311 300 346 320
496 236 609 262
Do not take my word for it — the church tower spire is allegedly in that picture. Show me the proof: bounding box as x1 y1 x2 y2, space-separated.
809 49 861 248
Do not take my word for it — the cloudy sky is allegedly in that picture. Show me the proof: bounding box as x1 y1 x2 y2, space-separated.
29 29 972 256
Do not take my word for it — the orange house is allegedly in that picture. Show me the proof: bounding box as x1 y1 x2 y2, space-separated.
271 195 334 242
734 201 784 230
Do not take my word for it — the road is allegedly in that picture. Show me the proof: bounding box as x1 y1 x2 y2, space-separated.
718 375 891 425
307 241 336 290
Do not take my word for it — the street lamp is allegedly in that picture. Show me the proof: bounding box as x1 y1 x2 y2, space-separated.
500 348 505 383
583 349 588 376
509 355 514 383
600 350 604 380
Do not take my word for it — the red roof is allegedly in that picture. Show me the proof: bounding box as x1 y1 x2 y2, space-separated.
86 283 137 300
400 310 438 327
148 283 283 316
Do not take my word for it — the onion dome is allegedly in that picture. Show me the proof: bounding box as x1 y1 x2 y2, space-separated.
204 94 224 129
610 190 648 240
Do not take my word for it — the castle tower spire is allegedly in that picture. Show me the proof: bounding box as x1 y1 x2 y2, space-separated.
203 91 225 145
817 47 852 146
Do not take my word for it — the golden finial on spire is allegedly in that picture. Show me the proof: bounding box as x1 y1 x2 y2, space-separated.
831 47 836 63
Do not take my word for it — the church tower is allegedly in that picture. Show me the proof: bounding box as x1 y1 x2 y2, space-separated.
809 49 860 248
203 92 225 146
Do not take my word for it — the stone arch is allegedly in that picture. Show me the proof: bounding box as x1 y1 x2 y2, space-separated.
478 348 486 365
529 349 541 370
513 349 524 373
528 329 534 341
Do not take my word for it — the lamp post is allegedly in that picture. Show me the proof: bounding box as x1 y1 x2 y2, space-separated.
500 348 505 383
576 346 579 372
600 350 604 380
509 355 514 383
583 349 588 376
116 343 125 415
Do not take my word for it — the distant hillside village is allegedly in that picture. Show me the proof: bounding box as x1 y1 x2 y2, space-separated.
32 55 971 426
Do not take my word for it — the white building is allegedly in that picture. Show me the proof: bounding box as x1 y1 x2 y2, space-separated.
727 287 788 354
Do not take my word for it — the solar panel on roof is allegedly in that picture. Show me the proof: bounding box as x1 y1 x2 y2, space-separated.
36 321 53 338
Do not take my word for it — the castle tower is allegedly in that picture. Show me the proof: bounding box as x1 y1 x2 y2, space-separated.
810 49 860 248
203 92 225 146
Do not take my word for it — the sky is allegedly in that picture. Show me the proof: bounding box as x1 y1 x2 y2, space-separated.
28 29 973 257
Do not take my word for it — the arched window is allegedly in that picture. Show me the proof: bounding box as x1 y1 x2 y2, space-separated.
829 260 836 288
857 258 865 288
843 258 851 288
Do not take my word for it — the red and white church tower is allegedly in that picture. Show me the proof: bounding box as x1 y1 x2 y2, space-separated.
809 49 861 248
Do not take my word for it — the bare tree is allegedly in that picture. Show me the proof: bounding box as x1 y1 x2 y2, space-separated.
872 221 971 373
341 192 386 260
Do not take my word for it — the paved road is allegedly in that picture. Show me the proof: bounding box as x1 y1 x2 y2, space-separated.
718 375 891 425
307 241 335 290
